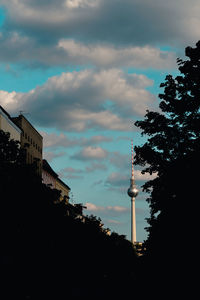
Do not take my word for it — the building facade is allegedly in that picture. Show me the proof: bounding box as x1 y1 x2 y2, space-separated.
12 114 43 175
1 106 71 202
0 105 22 141
42 159 70 203
42 159 58 189
55 177 70 204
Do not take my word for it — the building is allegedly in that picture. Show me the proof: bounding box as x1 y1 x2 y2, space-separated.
0 105 22 141
1 106 71 202
42 159 70 203
42 159 58 189
134 242 144 256
12 114 43 175
55 177 70 203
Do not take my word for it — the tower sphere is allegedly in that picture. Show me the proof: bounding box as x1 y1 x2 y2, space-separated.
127 186 139 198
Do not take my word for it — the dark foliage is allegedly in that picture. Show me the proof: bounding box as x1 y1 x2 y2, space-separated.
134 41 200 295
0 130 137 299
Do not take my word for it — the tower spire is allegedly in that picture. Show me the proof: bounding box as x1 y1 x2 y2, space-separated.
131 139 134 179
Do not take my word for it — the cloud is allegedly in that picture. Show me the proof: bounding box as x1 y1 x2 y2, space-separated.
85 162 107 172
58 39 176 69
58 166 84 179
108 152 129 170
71 146 108 160
43 151 66 162
0 69 155 132
0 31 65 67
71 147 130 168
85 202 129 214
107 219 122 225
0 90 21 108
105 172 129 187
134 170 158 181
87 135 113 144
2 0 200 48
41 131 113 149
105 170 157 190
58 162 107 180
65 0 99 9
41 131 78 148
0 31 176 69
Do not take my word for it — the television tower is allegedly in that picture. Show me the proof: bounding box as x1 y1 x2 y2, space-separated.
127 140 139 244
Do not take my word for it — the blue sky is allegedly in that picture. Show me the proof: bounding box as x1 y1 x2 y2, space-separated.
0 0 199 242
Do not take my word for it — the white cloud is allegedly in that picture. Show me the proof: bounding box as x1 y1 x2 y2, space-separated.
65 0 99 8
0 90 21 110
58 39 176 69
66 109 132 132
85 202 129 214
0 69 154 132
134 170 158 181
71 146 108 160
80 146 107 159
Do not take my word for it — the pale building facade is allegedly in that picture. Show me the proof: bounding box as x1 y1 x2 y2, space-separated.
42 159 57 189
42 159 70 203
12 114 43 175
55 177 70 204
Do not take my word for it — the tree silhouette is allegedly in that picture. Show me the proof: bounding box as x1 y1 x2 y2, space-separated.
0 129 138 299
134 41 200 294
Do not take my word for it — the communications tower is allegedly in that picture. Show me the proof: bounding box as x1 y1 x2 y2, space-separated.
127 140 139 244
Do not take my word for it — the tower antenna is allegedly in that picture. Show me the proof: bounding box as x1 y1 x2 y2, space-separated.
131 139 134 179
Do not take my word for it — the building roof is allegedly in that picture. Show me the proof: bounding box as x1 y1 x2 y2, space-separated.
42 159 71 190
12 114 43 139
0 105 22 133
0 105 11 119
42 159 58 178
56 177 71 191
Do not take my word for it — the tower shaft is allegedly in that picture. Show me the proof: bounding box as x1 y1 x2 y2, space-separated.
131 197 136 244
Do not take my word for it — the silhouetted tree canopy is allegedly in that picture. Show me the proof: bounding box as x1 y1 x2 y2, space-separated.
134 41 200 294
0 129 137 299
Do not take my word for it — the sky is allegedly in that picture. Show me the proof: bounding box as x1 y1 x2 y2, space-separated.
0 0 199 242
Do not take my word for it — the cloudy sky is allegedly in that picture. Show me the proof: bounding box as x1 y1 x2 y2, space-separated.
0 0 199 241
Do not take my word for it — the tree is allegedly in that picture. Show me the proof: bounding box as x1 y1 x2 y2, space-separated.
0 129 138 299
134 41 200 292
